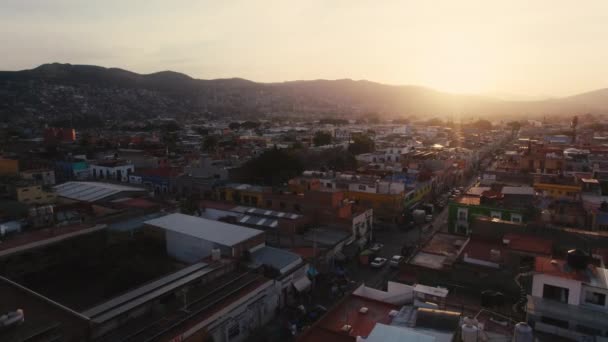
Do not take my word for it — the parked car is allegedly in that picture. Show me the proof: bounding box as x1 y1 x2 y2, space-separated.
389 255 404 268
369 243 384 253
370 257 388 268
0 309 24 331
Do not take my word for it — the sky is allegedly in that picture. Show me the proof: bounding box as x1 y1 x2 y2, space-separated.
1 0 607 97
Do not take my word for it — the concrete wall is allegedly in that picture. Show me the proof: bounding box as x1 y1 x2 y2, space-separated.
532 274 582 305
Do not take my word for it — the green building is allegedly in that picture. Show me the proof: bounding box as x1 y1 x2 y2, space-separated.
447 196 526 235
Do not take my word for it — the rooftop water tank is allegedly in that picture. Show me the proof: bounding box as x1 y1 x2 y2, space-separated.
461 323 479 342
512 322 533 342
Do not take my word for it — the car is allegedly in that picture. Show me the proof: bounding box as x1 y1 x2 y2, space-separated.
0 309 24 331
369 243 384 253
370 257 388 268
425 214 433 222
389 255 404 268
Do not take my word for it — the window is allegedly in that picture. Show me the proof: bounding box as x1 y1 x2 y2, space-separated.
585 291 606 306
457 208 468 221
227 322 240 340
294 204 301 212
266 199 272 208
326 183 333 188
491 211 501 219
251 197 258 206
280 202 286 210
541 316 569 329
358 185 366 191
543 284 569 303
510 214 522 223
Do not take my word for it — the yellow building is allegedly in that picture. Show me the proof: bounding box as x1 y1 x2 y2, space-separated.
0 158 19 176
216 184 268 207
14 184 57 205
533 182 581 200
345 191 403 222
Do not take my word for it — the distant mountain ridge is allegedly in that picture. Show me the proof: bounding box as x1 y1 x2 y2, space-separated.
1 63 607 124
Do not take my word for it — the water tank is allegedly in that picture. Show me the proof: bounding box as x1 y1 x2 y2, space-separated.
567 249 589 270
512 322 533 342
461 323 479 342
211 248 221 261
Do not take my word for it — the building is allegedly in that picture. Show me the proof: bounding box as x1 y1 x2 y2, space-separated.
20 169 56 186
448 186 535 235
54 181 147 203
12 182 56 205
43 127 76 144
144 213 266 262
527 253 608 340
0 157 19 176
90 159 134 182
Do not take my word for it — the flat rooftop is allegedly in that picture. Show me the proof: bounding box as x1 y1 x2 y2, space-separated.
535 256 608 288
145 213 264 246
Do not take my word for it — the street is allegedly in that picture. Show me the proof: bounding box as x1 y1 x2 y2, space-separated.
346 174 479 290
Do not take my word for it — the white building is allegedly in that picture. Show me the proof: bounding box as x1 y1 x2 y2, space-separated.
144 213 265 263
527 254 608 339
90 160 134 182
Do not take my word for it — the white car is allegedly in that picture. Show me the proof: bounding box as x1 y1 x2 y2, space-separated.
370 257 388 268
389 255 404 268
369 243 384 253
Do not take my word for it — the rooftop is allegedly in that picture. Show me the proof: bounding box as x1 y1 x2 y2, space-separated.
144 213 264 247
249 246 302 273
535 256 608 288
54 181 146 202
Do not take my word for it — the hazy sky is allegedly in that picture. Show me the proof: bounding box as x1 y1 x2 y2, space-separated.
1 0 607 97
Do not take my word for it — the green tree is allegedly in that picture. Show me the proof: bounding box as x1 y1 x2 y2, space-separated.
313 131 333 146
348 134 375 155
201 135 219 152
228 122 241 131
241 148 304 186
471 119 493 130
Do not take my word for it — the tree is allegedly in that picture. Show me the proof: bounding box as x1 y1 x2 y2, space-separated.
348 134 375 155
507 121 521 137
201 135 219 152
313 131 333 146
228 122 241 131
471 119 492 130
240 148 304 186
241 121 261 130
426 118 444 126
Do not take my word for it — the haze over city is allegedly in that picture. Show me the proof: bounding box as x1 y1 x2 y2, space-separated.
3 2 608 342
2 0 608 97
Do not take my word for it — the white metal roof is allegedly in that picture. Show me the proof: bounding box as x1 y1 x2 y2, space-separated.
144 213 263 246
54 181 145 202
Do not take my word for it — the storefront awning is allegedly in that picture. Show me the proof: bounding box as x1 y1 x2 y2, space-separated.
293 276 311 292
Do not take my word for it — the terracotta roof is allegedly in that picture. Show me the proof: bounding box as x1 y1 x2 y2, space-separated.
534 256 588 281
503 233 552 255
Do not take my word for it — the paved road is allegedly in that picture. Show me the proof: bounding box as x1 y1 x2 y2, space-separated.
347 174 480 290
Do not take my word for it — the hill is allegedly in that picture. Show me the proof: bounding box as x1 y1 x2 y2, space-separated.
1 63 607 124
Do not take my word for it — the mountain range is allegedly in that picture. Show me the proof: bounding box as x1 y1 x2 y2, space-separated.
1 63 606 125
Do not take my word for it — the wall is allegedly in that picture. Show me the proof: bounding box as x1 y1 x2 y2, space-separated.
0 158 19 175
531 274 582 305
15 185 56 205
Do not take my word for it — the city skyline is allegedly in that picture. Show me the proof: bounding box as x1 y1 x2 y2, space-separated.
2 0 608 97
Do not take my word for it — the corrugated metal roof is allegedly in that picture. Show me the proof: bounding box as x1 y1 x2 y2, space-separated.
54 181 145 202
145 213 263 246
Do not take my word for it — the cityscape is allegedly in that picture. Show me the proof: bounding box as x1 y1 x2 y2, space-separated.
2 1 608 342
